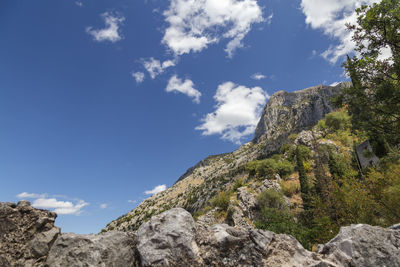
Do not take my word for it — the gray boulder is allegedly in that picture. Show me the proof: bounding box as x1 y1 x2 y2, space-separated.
320 224 400 266
136 208 201 266
195 222 337 266
46 231 137 267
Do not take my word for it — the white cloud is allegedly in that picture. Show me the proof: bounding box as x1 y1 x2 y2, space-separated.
166 75 201 103
86 12 125 43
100 203 108 209
251 73 266 80
330 81 340 86
17 192 46 199
17 192 88 215
75 1 83 7
143 58 175 79
132 72 145 83
311 50 317 56
196 82 268 144
127 200 137 204
300 0 379 63
144 184 167 195
266 13 273 25
162 0 264 58
32 198 88 215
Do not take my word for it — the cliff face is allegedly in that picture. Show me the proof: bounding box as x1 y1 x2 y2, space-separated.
253 82 351 155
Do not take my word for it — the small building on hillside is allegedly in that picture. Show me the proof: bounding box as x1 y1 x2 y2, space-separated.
355 140 379 169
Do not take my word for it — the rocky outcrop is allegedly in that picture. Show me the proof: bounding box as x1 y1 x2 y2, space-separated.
135 208 200 266
319 224 400 266
46 231 138 267
1 202 400 266
0 201 60 267
253 82 351 155
196 222 337 266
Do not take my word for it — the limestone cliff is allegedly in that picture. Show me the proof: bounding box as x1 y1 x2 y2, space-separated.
253 82 351 155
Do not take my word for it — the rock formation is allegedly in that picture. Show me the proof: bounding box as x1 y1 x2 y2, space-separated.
1 203 399 266
253 82 351 156
0 201 60 267
46 231 138 267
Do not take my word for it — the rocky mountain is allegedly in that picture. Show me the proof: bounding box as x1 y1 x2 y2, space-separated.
253 82 351 155
3 82 399 266
1 201 399 266
104 82 351 232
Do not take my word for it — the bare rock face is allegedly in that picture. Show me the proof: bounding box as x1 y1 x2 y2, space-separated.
195 222 337 266
46 231 138 267
253 82 351 155
320 224 400 266
135 208 201 266
0 201 60 267
295 130 315 147
237 187 257 220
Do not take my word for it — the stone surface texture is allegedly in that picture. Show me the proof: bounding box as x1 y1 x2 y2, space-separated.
1 202 400 266
0 201 60 267
319 224 400 267
135 208 201 266
253 82 351 156
46 231 138 267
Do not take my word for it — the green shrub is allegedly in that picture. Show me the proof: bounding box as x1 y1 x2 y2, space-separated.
280 180 300 197
246 158 294 178
303 160 313 173
257 158 279 177
325 111 351 131
246 160 259 176
281 144 297 163
255 208 312 249
317 119 327 131
257 189 287 210
277 160 295 178
288 133 299 142
210 191 231 211
233 179 245 191
296 145 311 159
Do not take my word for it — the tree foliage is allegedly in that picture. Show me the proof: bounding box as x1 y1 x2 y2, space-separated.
337 0 400 150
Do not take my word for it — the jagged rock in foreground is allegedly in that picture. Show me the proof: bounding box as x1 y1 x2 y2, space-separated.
319 224 400 266
136 208 200 266
46 231 138 267
0 201 60 267
1 202 399 266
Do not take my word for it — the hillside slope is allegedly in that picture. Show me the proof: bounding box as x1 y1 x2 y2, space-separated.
104 82 350 232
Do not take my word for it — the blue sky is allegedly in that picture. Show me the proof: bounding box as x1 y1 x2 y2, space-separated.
0 0 373 233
